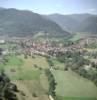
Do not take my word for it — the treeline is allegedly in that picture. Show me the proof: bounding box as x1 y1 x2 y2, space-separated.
45 69 57 98
46 57 54 67
0 70 18 100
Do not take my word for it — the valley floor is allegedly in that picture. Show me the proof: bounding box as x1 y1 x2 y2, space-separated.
0 54 97 100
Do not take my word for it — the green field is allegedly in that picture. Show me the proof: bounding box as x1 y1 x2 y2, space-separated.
0 54 49 80
6 55 23 66
52 70 97 100
0 54 49 100
69 32 95 42
56 96 97 100
0 55 23 70
18 54 49 69
1 54 97 100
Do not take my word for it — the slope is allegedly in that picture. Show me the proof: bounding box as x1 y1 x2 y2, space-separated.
0 8 69 37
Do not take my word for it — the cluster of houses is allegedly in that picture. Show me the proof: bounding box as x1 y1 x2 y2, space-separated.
0 37 97 57
19 37 97 57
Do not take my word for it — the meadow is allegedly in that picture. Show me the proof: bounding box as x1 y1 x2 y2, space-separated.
52 70 97 100
0 54 49 100
0 53 97 100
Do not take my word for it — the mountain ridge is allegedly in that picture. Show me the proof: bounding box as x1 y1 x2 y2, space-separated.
0 8 69 37
46 13 97 34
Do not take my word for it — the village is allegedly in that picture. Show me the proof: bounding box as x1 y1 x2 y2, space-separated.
0 36 97 57
1 36 97 72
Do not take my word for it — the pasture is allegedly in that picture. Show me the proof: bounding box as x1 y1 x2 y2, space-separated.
0 54 49 100
1 53 97 100
52 70 97 100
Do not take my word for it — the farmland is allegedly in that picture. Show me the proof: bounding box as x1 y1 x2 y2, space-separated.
0 37 97 100
0 53 97 100
52 70 97 100
0 54 49 100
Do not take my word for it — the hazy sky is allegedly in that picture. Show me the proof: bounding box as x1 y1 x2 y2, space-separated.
0 0 97 14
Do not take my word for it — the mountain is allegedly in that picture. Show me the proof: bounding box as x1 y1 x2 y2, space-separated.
0 8 69 37
76 16 97 34
0 7 5 10
45 14 78 31
46 14 97 34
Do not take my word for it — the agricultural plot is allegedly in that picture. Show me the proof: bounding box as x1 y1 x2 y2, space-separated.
0 54 49 100
69 32 92 42
52 70 97 100
0 54 50 80
1 53 97 100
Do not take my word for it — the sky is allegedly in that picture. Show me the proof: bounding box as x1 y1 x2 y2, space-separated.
0 0 97 14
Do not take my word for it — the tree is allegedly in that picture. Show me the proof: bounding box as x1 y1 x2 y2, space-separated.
0 48 3 55
0 71 18 100
45 69 56 98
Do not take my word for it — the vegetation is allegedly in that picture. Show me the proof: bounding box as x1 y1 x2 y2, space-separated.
56 96 97 100
56 51 97 87
52 70 97 100
1 6 97 100
45 69 56 98
0 8 68 37
0 54 50 100
0 70 18 100
47 14 97 34
1 37 97 100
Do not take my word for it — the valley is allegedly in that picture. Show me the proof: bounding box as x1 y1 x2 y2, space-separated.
0 33 97 100
0 5 97 100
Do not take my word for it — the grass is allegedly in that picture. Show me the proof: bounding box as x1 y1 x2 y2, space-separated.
11 54 49 99
1 53 97 100
0 54 49 100
56 96 97 100
52 70 97 99
0 54 50 81
6 55 23 66
18 54 49 69
69 32 93 42
51 58 65 70
0 54 23 71
13 80 49 100
11 70 41 80
0 63 5 70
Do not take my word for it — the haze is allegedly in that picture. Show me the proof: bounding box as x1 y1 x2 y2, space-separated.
0 0 97 14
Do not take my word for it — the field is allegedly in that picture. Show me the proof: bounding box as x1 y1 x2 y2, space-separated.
69 32 94 42
52 70 97 100
0 53 97 100
0 54 49 79
0 54 49 100
18 54 49 70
